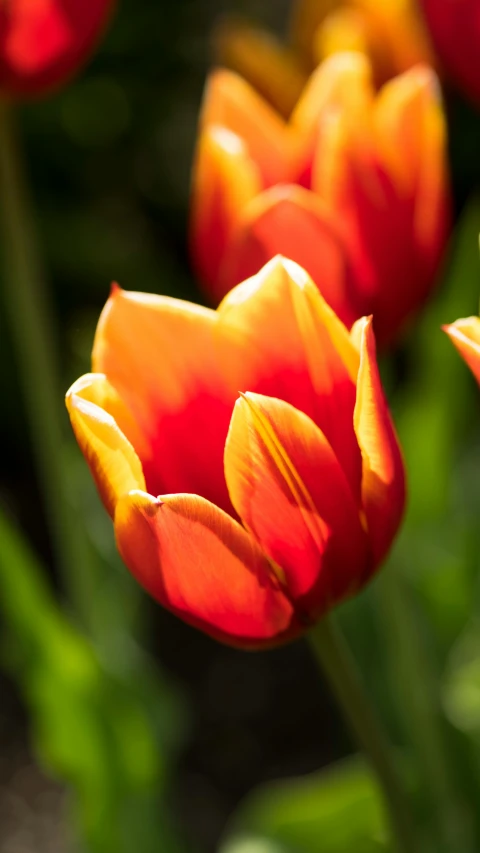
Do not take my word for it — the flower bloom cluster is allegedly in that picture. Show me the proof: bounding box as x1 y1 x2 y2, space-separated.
66 258 405 647
190 52 450 348
0 0 114 98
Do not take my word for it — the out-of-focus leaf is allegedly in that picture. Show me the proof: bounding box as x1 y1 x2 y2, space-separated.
219 758 390 853
0 504 187 853
444 620 480 740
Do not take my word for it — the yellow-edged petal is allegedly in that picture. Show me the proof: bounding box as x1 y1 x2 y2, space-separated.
217 255 362 496
354 317 405 564
66 375 146 518
200 68 290 187
220 184 360 324
114 490 297 648
190 124 262 299
225 392 369 618
92 286 235 513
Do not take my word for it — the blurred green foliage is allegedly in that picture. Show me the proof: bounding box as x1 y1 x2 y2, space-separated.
0 504 187 853
220 759 388 853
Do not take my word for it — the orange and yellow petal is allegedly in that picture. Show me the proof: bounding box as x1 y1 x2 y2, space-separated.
290 52 374 183
92 286 235 513
114 490 297 648
216 255 362 495
354 317 405 565
214 17 306 118
220 184 360 326
190 124 262 299
443 317 480 384
65 375 145 518
314 8 370 67
224 392 369 618
200 69 290 187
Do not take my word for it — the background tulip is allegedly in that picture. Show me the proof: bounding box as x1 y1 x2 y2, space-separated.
191 53 450 348
215 0 434 117
0 0 114 97
419 0 480 107
66 257 405 648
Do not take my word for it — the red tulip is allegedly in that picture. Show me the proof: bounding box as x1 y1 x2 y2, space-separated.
0 0 114 98
66 257 405 648
443 316 480 383
419 0 480 106
190 53 450 348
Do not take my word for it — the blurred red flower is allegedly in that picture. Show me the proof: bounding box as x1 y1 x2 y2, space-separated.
0 0 114 98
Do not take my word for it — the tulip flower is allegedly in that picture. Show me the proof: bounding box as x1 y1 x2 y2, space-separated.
66 257 405 648
215 0 434 117
0 0 114 98
191 53 450 348
419 0 480 107
443 316 480 384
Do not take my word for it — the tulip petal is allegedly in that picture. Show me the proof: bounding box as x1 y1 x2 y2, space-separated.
214 18 306 118
200 69 290 187
443 317 480 384
190 125 262 300
354 317 405 564
92 286 235 513
225 393 369 619
217 255 362 497
114 490 297 648
290 52 373 186
221 184 361 326
311 70 445 348
66 376 145 518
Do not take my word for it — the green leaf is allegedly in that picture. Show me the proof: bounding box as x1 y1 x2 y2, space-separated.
219 758 390 853
0 505 186 853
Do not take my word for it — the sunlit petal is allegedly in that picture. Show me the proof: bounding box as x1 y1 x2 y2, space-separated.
114 489 297 648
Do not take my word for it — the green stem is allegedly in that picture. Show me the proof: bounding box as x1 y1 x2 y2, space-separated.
308 614 418 853
377 568 469 852
0 99 92 624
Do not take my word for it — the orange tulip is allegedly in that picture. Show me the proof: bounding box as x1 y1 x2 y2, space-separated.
419 0 480 106
215 0 434 117
66 257 405 648
443 316 480 383
0 0 114 98
191 53 450 348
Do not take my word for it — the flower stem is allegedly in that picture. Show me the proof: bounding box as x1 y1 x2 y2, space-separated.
0 99 92 623
308 613 418 853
